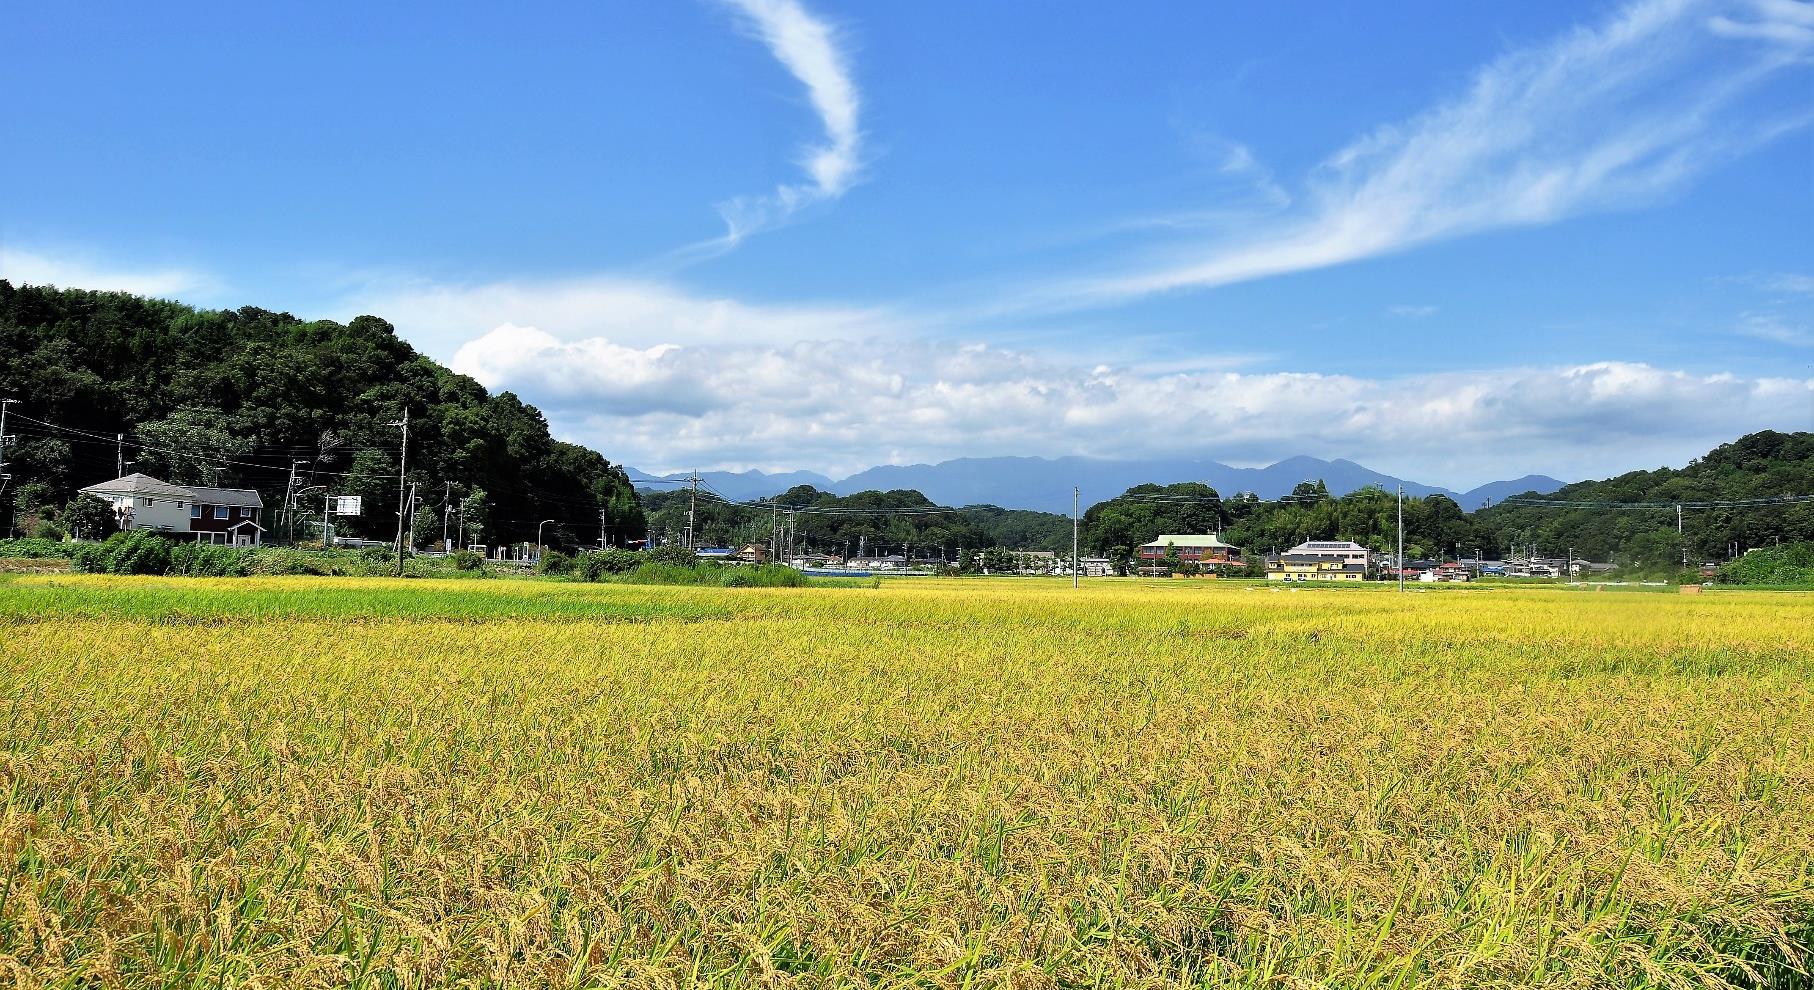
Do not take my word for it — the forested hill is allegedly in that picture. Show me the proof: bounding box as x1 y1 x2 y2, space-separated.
0 281 643 549
1474 430 1814 565
641 485 1074 555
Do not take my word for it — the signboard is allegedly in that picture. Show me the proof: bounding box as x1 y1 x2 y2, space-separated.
331 495 363 516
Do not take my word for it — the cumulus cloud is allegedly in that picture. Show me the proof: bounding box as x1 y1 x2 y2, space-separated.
450 325 1813 485
0 247 216 300
1041 0 1814 309
703 0 863 249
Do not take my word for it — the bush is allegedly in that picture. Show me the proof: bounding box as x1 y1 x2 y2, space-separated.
0 538 79 560
28 520 67 542
1717 543 1814 586
74 531 174 575
450 550 485 572
168 542 252 577
537 550 574 576
576 548 641 581
244 547 332 576
647 543 699 567
720 564 808 588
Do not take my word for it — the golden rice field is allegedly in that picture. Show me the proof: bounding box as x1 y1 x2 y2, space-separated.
2 574 1811 989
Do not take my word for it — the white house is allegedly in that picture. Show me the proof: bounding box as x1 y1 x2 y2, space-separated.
79 473 266 545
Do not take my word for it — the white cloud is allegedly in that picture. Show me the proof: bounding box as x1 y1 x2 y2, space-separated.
705 0 864 248
450 325 1813 486
1734 311 1811 344
0 247 216 300
1740 272 1814 294
1040 0 1814 309
343 273 906 360
1387 304 1438 318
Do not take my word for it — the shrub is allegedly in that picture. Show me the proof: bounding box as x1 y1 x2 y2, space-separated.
0 538 79 560
450 550 485 572
576 548 641 581
74 531 174 575
720 564 808 588
28 520 67 542
647 544 699 567
168 542 252 577
244 547 332 576
537 550 574 576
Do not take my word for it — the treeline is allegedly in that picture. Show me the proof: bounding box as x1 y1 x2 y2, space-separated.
0 282 642 549
641 485 1072 557
1474 431 1814 566
1084 481 1490 561
641 429 1814 571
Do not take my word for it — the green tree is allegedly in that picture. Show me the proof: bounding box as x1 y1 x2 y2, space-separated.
61 495 115 541
459 487 490 548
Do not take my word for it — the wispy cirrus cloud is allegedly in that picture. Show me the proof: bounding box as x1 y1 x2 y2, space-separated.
1037 0 1814 310
679 0 862 258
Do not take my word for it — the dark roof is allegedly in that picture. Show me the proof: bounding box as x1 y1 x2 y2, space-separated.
187 484 264 508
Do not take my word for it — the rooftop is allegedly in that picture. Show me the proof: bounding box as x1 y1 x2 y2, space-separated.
1141 533 1238 549
79 473 195 501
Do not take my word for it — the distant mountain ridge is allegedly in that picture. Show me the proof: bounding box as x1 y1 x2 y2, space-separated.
628 457 1565 515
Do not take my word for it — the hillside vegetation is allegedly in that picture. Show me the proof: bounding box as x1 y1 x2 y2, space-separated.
0 281 642 549
1475 431 1814 566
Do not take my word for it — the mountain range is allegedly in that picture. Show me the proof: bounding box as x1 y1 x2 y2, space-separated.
627 457 1566 515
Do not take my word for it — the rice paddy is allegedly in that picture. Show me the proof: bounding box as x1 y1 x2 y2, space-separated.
2 574 1810 988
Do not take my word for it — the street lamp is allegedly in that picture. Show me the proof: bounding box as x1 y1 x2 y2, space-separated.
536 519 555 560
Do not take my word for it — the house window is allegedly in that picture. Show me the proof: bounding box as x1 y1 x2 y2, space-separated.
190 504 201 519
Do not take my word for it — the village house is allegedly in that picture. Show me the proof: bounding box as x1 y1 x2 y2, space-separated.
1267 540 1370 581
1418 562 1473 582
78 472 266 545
1137 534 1242 570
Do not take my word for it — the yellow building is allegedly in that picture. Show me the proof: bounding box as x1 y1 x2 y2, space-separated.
1266 540 1370 581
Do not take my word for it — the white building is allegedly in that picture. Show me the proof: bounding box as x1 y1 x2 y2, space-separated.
79 473 266 545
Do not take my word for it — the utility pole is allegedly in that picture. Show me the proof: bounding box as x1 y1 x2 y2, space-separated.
116 432 125 477
686 470 699 550
282 459 305 545
598 507 608 550
1677 503 1686 570
440 481 455 552
1059 482 1073 587
0 399 17 498
390 408 410 576
1396 485 1405 593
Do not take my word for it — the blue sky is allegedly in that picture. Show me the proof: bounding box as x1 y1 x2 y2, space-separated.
4 0 1812 486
